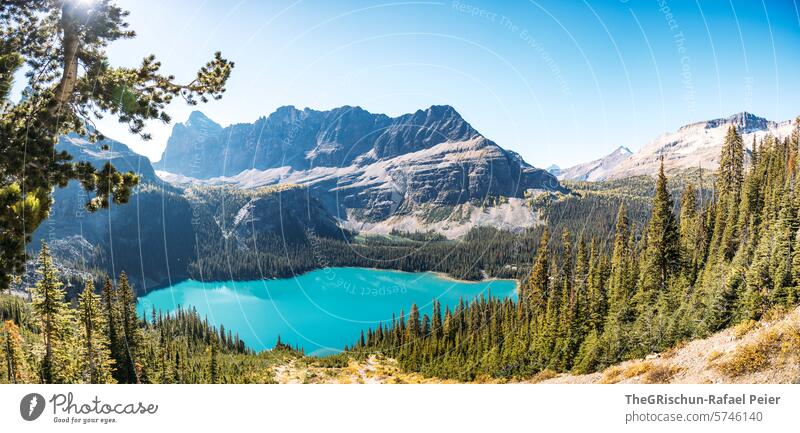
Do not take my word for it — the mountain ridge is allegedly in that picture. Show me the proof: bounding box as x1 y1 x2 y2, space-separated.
559 112 797 181
558 145 632 181
158 105 563 225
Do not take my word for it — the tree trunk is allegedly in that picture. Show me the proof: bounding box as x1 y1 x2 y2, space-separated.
50 4 80 116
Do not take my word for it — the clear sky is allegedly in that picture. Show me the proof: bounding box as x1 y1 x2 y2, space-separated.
75 0 800 167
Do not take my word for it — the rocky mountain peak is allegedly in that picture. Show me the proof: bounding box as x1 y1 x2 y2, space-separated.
707 112 771 132
612 146 633 156
679 111 772 133
185 110 222 131
156 104 562 223
557 144 633 182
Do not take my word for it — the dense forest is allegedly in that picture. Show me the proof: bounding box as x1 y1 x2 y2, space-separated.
186 184 546 282
356 123 800 380
177 156 709 286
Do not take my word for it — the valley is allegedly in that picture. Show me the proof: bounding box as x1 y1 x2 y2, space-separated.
136 267 517 355
5 102 800 385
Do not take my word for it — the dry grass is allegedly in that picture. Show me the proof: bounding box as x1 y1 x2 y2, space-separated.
717 343 767 376
529 369 559 383
716 309 800 378
706 350 723 364
777 322 800 363
642 365 681 384
600 365 625 384
732 320 760 339
662 341 686 359
623 362 653 379
763 305 791 322
598 361 680 384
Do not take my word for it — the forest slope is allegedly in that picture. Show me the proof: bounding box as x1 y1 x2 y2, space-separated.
539 304 800 384
264 304 800 384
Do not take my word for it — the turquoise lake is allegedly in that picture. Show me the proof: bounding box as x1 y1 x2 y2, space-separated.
137 267 517 356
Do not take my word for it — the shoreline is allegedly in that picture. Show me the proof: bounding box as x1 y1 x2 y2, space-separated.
142 266 520 295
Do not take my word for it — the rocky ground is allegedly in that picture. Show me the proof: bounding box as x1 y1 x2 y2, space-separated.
271 354 455 384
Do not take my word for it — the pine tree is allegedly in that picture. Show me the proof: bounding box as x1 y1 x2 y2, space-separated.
77 280 115 383
100 276 127 383
572 238 589 336
118 272 143 383
679 183 699 278
431 299 442 339
586 239 606 332
791 230 800 304
0 2 233 291
636 158 680 309
769 193 794 305
607 204 634 322
407 304 421 341
209 342 219 383
714 126 745 260
716 126 746 198
30 243 69 383
524 228 550 315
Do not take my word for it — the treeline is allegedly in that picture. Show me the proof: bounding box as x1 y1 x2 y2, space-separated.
358 122 800 380
186 175 680 285
190 226 544 282
0 244 296 384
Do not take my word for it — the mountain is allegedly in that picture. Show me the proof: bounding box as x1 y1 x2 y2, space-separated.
29 134 196 292
558 146 632 181
30 105 563 291
58 132 160 182
160 105 480 177
545 164 560 176
158 105 563 227
602 112 796 180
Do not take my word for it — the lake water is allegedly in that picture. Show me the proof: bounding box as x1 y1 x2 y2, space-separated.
137 267 517 356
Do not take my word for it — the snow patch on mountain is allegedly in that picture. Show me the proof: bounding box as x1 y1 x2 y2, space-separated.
558 146 632 181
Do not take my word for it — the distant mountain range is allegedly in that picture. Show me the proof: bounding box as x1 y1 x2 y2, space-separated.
557 146 632 182
558 112 797 181
157 105 562 234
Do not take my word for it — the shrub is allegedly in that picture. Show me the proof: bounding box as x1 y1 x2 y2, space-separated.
312 354 350 368
717 329 779 377
732 320 759 339
778 322 800 363
643 365 680 384
706 350 723 364
530 369 558 383
662 341 686 359
623 362 653 379
600 365 624 384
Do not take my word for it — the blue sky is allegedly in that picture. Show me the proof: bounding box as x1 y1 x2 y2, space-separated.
82 0 800 166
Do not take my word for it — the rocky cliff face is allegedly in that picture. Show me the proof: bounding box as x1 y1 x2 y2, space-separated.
30 134 196 292
158 105 563 221
159 105 481 177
